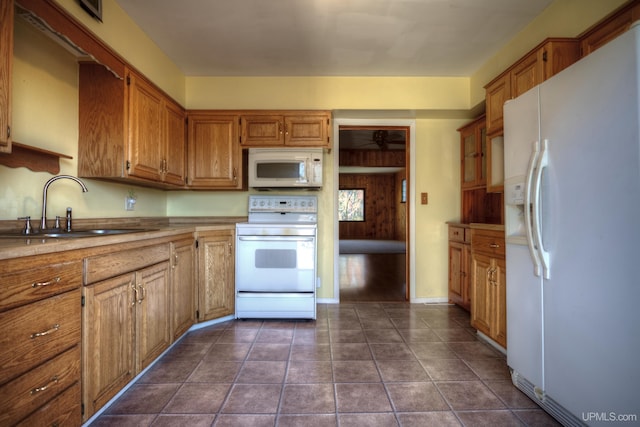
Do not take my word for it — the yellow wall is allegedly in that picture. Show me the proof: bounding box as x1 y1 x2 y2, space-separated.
1 0 626 301
2 17 167 220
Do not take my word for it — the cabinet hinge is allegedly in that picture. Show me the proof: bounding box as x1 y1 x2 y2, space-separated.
195 240 199 248
81 403 85 416
126 160 131 170
126 75 131 85
6 125 10 138
196 310 200 320
542 51 548 62
81 296 85 307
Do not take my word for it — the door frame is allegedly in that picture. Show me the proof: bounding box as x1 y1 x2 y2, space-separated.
333 118 416 302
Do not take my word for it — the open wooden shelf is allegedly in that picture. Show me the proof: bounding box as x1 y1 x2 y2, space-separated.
0 142 73 174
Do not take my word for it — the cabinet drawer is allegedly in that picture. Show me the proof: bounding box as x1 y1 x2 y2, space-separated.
471 230 505 257
15 381 81 427
448 226 465 242
0 260 82 312
0 345 80 426
0 289 81 385
84 243 170 284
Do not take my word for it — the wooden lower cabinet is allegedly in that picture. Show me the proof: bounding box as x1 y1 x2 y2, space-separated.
0 252 82 426
82 273 135 419
197 229 235 322
470 227 507 348
171 236 197 340
448 224 471 311
83 243 171 421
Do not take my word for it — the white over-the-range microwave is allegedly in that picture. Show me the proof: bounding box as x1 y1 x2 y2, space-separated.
248 148 323 189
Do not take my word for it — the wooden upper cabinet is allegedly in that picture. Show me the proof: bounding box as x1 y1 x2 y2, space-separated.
240 111 331 148
187 113 242 189
164 99 188 186
458 116 487 189
580 1 640 56
485 73 510 136
284 114 330 146
127 72 164 182
240 115 283 146
0 0 13 154
78 64 186 188
127 70 186 186
485 39 579 135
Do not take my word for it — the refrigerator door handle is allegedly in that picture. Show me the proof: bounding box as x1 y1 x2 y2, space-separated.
532 139 551 279
525 140 542 277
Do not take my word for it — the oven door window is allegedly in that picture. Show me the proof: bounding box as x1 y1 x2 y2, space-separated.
236 236 315 292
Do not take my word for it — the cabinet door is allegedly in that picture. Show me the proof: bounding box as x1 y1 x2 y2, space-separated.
284 114 329 147
127 72 164 182
493 258 507 348
171 238 196 341
187 114 242 188
83 274 135 420
135 262 171 372
164 99 187 186
197 230 235 322
461 243 471 310
448 241 465 306
580 10 633 56
0 0 12 153
511 53 541 99
241 115 284 146
459 117 486 188
470 253 492 337
485 73 511 135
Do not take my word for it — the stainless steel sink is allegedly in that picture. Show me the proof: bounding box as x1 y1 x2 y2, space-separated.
0 229 154 239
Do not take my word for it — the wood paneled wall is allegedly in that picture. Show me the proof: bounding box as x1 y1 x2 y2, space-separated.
339 173 405 240
339 150 405 167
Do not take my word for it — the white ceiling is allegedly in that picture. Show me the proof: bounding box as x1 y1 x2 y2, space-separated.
113 0 553 77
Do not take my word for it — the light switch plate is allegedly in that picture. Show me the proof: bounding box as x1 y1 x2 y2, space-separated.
421 192 428 205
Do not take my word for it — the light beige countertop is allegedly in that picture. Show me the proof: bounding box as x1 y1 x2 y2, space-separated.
0 217 244 261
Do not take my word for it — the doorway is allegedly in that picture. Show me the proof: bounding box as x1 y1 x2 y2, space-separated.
334 122 413 302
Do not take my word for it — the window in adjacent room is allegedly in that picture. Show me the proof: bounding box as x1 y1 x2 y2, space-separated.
338 189 365 221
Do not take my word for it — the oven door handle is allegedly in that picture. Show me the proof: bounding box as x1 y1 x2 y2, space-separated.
238 236 315 242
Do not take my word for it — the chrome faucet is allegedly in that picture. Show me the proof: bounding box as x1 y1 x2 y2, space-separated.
40 175 88 231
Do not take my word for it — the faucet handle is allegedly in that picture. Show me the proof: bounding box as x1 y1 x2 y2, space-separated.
18 216 33 235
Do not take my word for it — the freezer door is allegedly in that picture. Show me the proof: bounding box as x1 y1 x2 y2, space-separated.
538 25 640 420
504 86 545 393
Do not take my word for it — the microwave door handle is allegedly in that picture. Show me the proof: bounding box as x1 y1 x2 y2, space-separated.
304 159 310 183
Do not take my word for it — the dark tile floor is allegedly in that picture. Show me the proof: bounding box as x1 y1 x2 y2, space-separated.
90 303 560 427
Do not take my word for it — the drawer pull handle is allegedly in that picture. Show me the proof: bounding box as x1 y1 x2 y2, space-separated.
489 243 500 248
32 277 61 288
31 324 60 339
31 376 59 395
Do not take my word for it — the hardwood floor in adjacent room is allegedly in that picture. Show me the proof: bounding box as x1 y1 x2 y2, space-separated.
339 253 406 302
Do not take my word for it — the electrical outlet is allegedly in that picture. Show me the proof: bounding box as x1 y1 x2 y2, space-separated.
421 192 428 205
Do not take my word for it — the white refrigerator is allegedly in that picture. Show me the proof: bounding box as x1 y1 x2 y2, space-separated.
503 23 640 426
